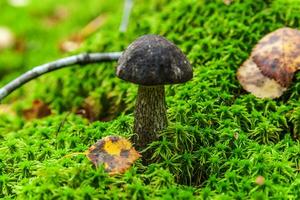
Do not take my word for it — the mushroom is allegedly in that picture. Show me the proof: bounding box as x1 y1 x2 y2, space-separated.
116 35 193 150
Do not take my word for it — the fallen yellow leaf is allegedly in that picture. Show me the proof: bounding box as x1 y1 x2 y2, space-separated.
87 136 141 175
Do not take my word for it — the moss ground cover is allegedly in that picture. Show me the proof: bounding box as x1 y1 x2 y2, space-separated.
1 0 300 199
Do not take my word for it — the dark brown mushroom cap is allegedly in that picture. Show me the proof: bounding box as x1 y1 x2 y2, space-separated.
116 35 193 85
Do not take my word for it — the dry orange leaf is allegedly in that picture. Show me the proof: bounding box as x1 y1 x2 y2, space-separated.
237 27 300 98
23 100 51 120
87 136 141 175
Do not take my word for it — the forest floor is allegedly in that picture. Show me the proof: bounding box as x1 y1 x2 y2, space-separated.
1 0 300 199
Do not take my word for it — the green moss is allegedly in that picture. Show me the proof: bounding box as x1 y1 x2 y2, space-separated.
1 0 300 199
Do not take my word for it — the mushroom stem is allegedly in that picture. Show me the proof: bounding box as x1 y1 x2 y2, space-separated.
133 85 168 150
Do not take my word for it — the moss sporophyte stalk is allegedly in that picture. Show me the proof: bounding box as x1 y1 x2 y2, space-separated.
1 0 300 199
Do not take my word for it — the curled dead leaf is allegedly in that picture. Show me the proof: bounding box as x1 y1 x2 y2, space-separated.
23 100 51 120
87 136 141 175
252 27 300 87
237 58 286 98
237 27 300 98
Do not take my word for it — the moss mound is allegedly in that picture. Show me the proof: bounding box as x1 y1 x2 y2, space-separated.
1 0 300 199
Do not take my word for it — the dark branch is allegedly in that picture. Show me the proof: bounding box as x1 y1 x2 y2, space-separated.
0 52 122 101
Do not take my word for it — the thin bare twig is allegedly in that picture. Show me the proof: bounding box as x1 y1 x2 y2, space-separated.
119 0 133 32
0 52 122 101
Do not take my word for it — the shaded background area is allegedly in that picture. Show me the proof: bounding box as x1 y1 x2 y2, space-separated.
0 0 122 101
